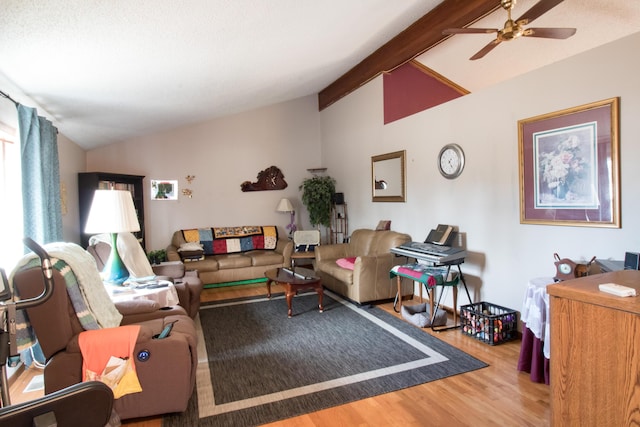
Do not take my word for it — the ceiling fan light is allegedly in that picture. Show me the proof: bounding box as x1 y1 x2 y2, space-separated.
444 0 576 60
498 20 524 41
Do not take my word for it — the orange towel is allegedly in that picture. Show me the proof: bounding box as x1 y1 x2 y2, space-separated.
78 325 142 398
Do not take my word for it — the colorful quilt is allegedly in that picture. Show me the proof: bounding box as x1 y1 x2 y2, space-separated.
182 226 278 255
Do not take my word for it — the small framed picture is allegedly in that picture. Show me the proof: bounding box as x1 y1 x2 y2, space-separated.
151 180 178 200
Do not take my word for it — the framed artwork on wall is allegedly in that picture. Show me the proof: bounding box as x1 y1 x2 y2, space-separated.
151 179 178 200
518 97 620 227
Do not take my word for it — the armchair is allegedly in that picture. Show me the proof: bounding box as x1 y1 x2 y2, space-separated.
87 233 203 318
150 260 203 317
315 229 412 304
11 247 197 420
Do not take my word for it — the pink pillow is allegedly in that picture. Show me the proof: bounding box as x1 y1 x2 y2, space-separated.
336 257 357 270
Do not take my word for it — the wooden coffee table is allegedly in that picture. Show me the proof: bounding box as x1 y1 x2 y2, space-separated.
265 267 323 318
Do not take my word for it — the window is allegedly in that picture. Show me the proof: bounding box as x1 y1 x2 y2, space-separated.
0 127 23 272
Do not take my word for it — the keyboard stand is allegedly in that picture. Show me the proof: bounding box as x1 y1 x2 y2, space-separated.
438 258 472 307
392 256 472 331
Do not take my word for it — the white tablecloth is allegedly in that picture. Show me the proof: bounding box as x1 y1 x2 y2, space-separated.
521 277 554 358
107 280 179 307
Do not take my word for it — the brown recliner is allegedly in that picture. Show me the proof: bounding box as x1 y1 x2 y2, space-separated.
12 266 198 420
87 240 203 318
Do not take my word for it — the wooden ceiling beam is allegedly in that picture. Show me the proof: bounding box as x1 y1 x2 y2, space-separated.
318 0 499 111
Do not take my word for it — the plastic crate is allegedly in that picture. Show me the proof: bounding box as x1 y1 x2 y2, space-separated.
460 301 518 345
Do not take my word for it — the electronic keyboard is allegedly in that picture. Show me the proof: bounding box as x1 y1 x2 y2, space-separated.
391 241 466 263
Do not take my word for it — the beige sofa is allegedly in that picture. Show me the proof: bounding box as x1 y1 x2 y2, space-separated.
315 229 412 304
167 226 292 285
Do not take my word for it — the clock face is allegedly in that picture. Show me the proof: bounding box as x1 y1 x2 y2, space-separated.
559 263 573 274
438 144 465 178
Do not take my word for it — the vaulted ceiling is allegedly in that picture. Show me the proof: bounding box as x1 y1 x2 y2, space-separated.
1 0 639 150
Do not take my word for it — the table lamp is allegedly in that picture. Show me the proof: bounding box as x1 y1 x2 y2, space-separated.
85 189 141 285
276 198 296 237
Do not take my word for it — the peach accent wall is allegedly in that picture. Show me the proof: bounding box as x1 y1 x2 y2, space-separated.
383 61 467 124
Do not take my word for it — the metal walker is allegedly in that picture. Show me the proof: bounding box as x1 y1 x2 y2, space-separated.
0 238 54 407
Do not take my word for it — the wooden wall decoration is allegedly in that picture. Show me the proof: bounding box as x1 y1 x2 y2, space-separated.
241 166 288 192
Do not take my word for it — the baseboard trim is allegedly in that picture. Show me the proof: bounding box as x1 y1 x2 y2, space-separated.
204 277 268 289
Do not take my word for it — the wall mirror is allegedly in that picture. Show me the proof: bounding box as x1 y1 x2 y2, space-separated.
372 150 406 202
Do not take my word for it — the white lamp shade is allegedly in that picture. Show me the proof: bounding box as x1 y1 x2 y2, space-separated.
276 198 294 212
85 190 141 233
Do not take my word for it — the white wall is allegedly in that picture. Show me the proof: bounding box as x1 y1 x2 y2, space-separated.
57 133 86 243
86 95 322 251
320 32 640 311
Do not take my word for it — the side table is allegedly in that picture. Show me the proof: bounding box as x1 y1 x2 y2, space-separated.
290 250 315 269
152 260 190 278
517 276 554 384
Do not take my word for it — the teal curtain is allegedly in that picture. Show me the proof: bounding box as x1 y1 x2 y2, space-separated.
17 104 62 245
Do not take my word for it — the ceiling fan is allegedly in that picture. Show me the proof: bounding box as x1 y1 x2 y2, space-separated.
442 0 577 60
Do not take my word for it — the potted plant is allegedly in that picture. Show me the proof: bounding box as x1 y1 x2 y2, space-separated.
147 249 167 265
299 175 336 227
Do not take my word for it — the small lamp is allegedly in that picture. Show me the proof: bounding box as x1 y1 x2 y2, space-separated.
85 189 141 285
276 198 296 237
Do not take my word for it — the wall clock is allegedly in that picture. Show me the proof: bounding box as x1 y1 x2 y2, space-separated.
437 143 465 179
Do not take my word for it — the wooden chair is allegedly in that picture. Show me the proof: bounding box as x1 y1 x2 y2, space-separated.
290 230 320 269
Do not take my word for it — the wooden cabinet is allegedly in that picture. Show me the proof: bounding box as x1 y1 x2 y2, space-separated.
78 172 145 249
547 270 640 427
330 203 348 244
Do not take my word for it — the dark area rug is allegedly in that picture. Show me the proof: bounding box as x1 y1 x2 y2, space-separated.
163 291 487 426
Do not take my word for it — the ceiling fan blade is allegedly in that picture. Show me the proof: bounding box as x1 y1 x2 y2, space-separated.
524 27 577 39
443 28 498 35
516 0 565 25
470 39 502 60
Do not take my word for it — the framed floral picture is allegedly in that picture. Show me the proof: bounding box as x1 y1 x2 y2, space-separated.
518 98 620 227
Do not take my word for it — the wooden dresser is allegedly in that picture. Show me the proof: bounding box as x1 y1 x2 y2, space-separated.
547 270 640 426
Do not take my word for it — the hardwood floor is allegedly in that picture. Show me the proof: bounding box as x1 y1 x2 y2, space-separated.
9 283 551 426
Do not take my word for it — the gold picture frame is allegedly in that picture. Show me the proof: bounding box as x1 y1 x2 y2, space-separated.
372 150 406 202
518 97 620 227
